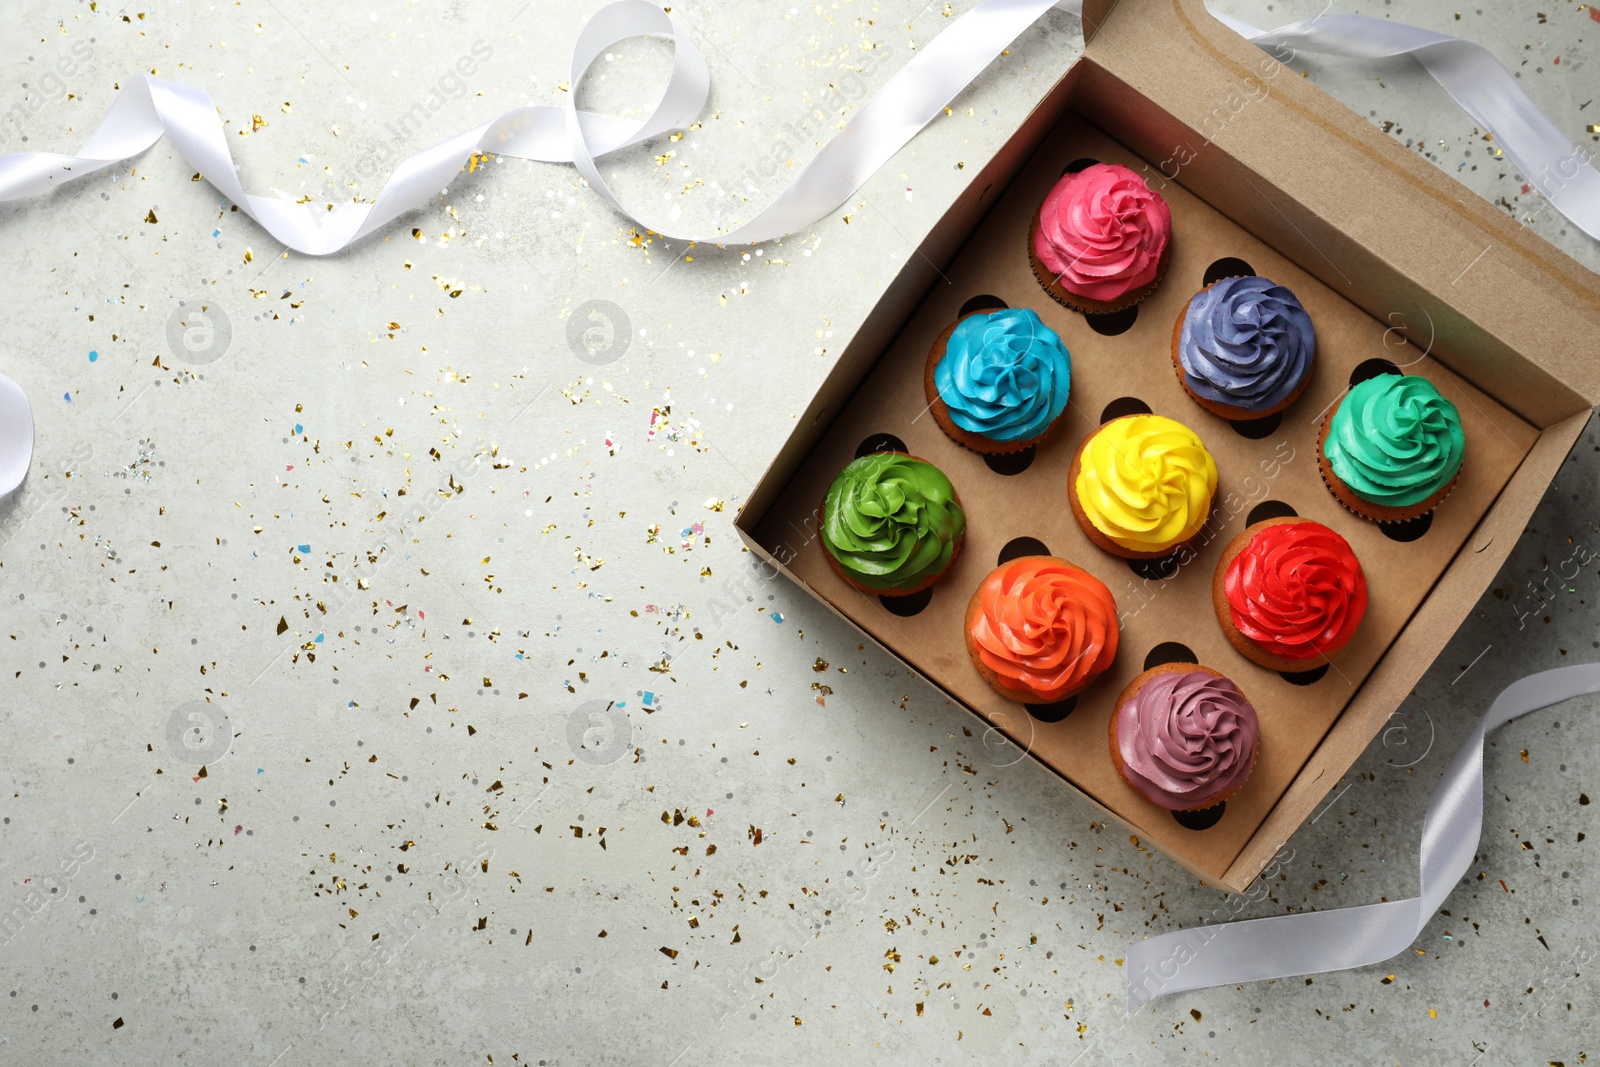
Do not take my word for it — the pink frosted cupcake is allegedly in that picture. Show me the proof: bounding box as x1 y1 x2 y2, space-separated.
1028 162 1172 314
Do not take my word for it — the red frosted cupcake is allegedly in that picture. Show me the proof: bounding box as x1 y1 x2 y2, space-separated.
1028 162 1172 314
964 556 1119 703
1212 517 1368 673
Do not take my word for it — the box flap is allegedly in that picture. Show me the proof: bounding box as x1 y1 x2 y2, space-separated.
1080 0 1600 426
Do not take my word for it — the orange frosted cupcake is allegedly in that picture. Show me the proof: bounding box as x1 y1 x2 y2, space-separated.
964 556 1119 703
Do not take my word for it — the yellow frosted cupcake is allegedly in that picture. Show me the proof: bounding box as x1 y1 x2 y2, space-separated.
1069 414 1218 559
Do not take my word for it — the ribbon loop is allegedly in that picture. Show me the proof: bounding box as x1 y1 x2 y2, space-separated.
1126 663 1600 1011
0 2 1594 252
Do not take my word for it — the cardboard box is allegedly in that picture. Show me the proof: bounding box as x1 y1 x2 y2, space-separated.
734 0 1600 891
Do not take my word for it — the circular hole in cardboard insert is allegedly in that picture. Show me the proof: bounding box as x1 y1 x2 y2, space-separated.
1202 257 1256 286
1230 410 1282 440
1246 499 1298 526
1127 552 1182 581
1100 396 1153 423
879 587 933 617
1143 642 1198 670
1349 358 1402 386
1084 305 1139 336
1025 696 1077 722
1172 803 1227 831
1062 157 1100 176
998 536 1050 565
1280 663 1330 686
855 433 908 459
983 445 1036 476
958 294 1009 317
1379 511 1434 543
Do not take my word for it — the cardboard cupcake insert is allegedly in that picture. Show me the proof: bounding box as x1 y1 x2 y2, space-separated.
747 117 1537 885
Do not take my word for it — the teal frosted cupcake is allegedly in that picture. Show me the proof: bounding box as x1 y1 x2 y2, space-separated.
1318 373 1464 522
820 453 966 596
925 307 1071 453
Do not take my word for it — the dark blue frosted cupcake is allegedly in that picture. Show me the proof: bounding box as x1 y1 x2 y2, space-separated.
925 307 1072 454
1172 275 1315 420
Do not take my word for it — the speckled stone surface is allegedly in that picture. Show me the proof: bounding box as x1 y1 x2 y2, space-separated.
0 1 1595 1064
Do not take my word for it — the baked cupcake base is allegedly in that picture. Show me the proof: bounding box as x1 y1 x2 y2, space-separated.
1170 292 1314 421
1317 393 1459 523
923 311 1069 455
1027 212 1171 316
1107 662 1259 812
1067 422 1217 561
1212 517 1348 673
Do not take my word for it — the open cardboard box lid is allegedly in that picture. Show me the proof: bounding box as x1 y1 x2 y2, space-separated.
736 0 1600 891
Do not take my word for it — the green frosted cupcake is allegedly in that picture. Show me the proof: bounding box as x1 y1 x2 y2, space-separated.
820 452 966 595
1318 373 1464 522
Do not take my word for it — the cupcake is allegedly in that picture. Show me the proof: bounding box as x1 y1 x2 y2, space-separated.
820 452 966 596
965 556 1118 703
1319 373 1464 522
1172 275 1315 420
1109 663 1259 811
1028 162 1172 314
1213 518 1367 672
1069 414 1218 559
925 307 1071 454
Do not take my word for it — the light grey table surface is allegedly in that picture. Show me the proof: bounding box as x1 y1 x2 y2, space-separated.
1 1 1596 1064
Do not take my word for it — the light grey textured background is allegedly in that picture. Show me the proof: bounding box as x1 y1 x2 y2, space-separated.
0 1 1596 1064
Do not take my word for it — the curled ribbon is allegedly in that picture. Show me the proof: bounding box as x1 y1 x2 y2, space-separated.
1126 663 1600 1011
0 1 1595 255
0 373 32 497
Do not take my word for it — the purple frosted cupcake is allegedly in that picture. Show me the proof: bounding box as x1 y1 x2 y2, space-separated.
1172 275 1314 420
1108 663 1260 811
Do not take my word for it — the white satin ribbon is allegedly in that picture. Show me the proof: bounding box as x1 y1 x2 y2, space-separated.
1126 663 1600 1012
0 373 33 497
0 1 1595 254
1218 12 1600 241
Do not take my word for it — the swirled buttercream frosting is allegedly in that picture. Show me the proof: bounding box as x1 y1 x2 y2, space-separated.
1115 670 1258 810
1075 415 1218 552
935 308 1071 443
967 557 1118 702
1033 163 1171 304
1323 373 1464 508
1225 521 1367 661
1177 275 1314 413
822 453 965 593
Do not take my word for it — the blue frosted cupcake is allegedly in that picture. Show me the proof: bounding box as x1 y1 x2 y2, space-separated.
925 307 1072 454
1172 275 1315 420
